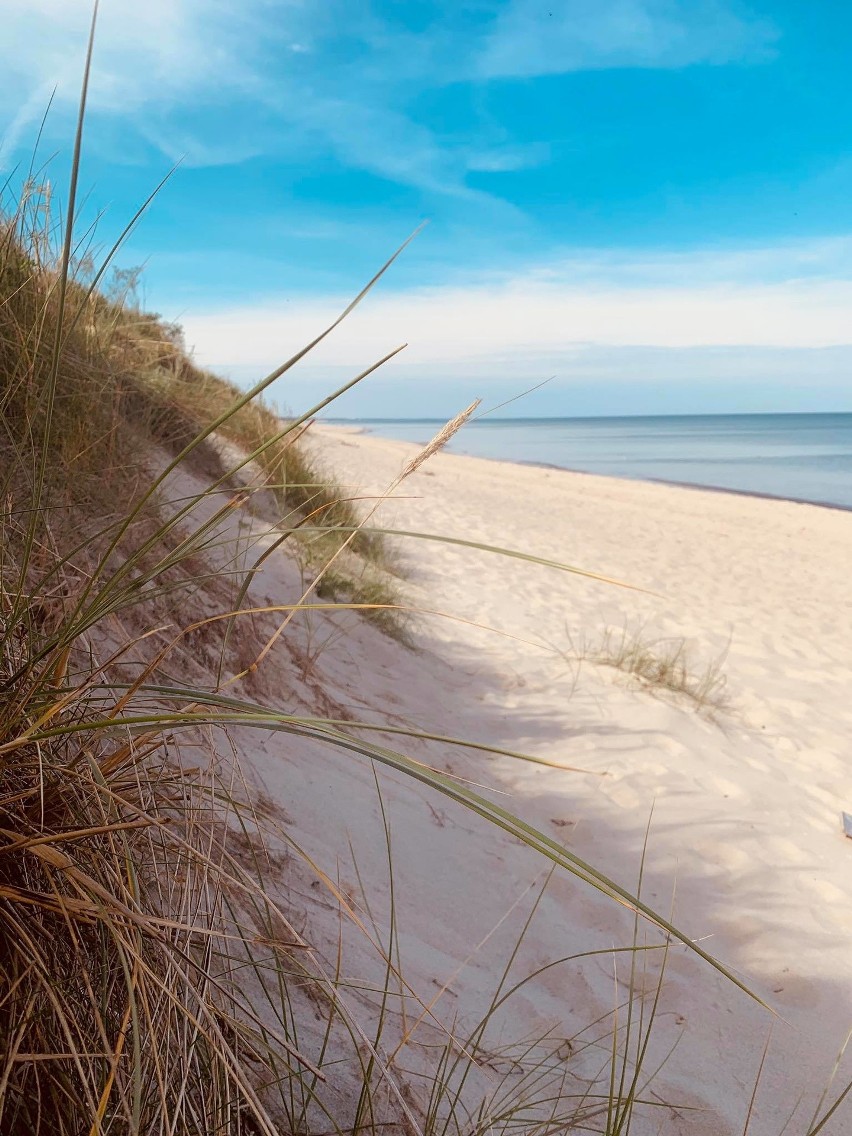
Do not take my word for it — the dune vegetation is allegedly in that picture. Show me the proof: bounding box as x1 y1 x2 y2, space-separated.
571 626 729 715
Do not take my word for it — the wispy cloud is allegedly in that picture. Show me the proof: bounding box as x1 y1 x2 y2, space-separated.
286 96 504 202
0 1 496 201
3 0 270 104
0 0 778 192
0 0 282 164
477 0 779 79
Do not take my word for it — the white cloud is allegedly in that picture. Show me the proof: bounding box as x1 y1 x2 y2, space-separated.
0 0 257 104
212 342 852 418
181 242 852 387
466 142 552 173
0 0 269 159
478 0 778 79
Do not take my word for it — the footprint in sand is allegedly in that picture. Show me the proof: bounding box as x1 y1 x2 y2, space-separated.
598 774 645 810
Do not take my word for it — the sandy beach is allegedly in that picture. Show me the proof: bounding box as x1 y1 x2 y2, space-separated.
221 419 852 1135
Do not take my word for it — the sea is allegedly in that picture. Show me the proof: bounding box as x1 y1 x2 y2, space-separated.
326 412 852 511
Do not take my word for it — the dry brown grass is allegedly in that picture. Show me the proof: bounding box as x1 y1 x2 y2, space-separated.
0 180 412 1131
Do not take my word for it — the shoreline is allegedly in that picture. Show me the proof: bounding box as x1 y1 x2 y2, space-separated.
535 460 852 514
315 420 852 515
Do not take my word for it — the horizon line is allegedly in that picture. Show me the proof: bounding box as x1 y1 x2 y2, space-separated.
321 408 852 423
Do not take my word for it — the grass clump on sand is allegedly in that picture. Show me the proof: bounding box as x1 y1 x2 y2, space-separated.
314 566 410 642
0 180 395 618
129 339 389 566
578 626 729 714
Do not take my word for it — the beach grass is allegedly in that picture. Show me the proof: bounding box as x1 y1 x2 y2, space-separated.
576 626 729 714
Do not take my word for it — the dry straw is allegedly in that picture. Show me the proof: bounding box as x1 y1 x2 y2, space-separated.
399 399 482 480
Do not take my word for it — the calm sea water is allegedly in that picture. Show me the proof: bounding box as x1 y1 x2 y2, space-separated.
328 413 852 510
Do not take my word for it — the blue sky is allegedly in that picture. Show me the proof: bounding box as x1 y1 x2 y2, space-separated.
2 0 852 417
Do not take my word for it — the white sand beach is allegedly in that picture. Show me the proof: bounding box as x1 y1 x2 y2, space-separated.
206 422 852 1135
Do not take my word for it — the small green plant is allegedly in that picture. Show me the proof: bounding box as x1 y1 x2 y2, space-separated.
576 626 729 714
